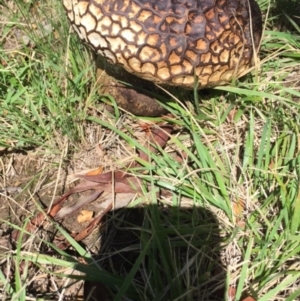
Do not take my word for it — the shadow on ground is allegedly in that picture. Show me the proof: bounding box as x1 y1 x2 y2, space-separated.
83 205 225 301
272 0 300 30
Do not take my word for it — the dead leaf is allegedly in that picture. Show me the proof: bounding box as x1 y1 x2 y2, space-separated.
77 210 94 223
233 199 244 217
56 202 113 250
241 297 256 301
95 193 137 211
227 285 256 301
232 199 246 228
227 286 236 299
13 123 172 249
55 190 102 220
86 166 103 176
139 125 172 162
227 107 238 122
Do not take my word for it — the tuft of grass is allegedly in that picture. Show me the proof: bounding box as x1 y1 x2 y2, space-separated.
0 0 97 149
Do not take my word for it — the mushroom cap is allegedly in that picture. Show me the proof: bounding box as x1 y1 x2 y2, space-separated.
63 0 262 89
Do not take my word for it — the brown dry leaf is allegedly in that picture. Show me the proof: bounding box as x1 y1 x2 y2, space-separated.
269 160 275 170
55 190 102 220
232 200 245 214
77 210 94 224
241 297 256 301
13 124 171 248
96 193 136 211
233 199 246 228
1 60 8 67
227 107 238 122
55 203 113 250
227 286 236 299
138 125 172 162
86 166 103 176
233 199 244 217
227 286 256 301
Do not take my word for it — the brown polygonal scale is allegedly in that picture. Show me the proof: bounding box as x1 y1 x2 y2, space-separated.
63 0 262 89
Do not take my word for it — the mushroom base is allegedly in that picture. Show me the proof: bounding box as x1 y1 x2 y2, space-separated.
96 56 169 117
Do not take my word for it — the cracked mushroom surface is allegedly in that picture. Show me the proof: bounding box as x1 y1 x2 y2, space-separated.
63 0 262 89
